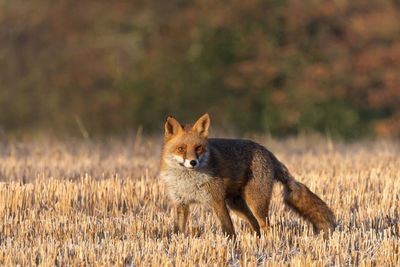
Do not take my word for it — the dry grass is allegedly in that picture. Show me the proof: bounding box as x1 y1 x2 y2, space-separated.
0 136 399 266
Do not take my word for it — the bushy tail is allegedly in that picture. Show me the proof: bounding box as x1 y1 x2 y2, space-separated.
270 153 335 237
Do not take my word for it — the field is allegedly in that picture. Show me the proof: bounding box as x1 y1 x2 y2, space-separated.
0 136 399 266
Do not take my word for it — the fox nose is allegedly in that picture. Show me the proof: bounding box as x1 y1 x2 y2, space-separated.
190 160 197 167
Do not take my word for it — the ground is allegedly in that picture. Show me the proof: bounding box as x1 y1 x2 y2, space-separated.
0 136 399 266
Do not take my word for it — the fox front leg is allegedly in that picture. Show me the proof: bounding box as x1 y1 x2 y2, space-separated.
174 204 189 234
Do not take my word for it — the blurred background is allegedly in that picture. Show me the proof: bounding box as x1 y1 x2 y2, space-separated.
1 0 400 138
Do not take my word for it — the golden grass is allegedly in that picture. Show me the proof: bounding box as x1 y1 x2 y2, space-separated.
0 136 399 266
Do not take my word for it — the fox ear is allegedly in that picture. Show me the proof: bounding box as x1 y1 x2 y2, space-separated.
165 116 182 140
193 113 210 138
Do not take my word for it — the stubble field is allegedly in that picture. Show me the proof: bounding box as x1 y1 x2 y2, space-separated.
0 136 399 266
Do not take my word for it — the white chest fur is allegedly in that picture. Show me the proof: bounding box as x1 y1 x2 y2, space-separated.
160 168 214 205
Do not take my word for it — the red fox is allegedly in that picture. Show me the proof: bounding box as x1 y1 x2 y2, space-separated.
160 114 335 238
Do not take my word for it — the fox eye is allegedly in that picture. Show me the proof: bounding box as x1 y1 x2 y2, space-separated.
177 147 185 152
195 146 202 152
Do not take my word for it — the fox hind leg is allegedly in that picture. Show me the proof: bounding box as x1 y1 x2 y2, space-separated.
226 196 261 236
242 174 274 232
211 201 236 238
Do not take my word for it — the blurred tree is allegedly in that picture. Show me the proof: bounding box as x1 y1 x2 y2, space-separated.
0 0 399 137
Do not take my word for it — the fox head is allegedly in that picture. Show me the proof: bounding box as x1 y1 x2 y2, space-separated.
162 113 210 170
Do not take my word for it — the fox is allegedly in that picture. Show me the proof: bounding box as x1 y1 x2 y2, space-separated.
159 113 335 239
